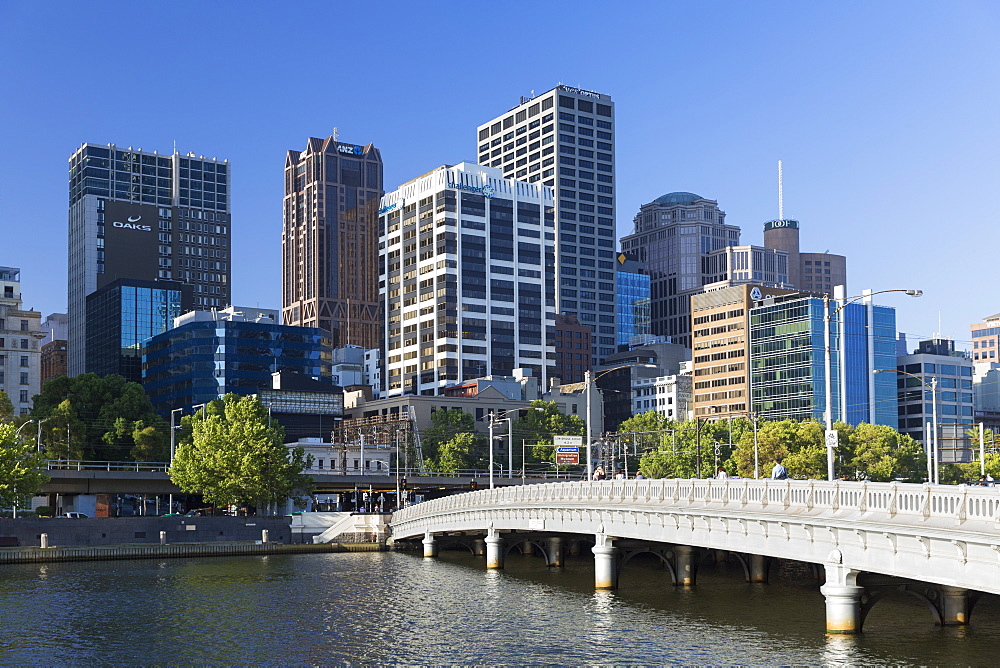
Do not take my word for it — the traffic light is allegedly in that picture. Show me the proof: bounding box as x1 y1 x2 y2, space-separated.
469 480 478 490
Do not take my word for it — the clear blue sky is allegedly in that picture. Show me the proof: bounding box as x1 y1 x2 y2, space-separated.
2 1 997 346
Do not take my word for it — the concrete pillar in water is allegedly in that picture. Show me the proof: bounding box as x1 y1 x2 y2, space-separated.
714 549 727 565
422 531 437 558
473 539 486 556
592 534 617 590
546 536 564 568
485 529 504 569
820 559 863 634
160 531 167 545
674 545 697 586
939 586 970 626
567 539 581 556
749 554 768 583
40 533 48 548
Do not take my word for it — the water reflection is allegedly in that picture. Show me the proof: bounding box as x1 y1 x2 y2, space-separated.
0 550 996 665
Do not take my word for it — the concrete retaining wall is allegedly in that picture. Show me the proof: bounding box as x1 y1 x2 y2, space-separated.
0 517 291 547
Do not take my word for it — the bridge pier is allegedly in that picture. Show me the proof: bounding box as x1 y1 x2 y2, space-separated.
749 554 769 583
422 532 437 559
713 549 727 565
674 545 697 587
820 561 863 634
939 586 970 626
473 538 486 556
567 539 581 556
485 530 504 570
593 534 617 590
546 536 564 568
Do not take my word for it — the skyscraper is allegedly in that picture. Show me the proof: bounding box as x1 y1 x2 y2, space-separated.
477 85 617 364
282 135 383 349
619 192 741 347
67 143 231 376
378 163 554 396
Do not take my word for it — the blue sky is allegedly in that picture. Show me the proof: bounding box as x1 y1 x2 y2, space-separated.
2 1 997 346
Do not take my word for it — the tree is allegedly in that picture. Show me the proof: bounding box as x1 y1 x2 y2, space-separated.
421 408 477 464
169 394 313 512
0 421 49 509
510 400 585 465
0 390 13 423
845 423 924 482
434 432 483 473
32 374 166 461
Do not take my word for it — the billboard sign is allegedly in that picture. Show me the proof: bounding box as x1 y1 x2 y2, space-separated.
99 201 161 288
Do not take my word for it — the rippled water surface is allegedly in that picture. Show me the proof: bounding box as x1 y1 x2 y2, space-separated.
1 549 998 665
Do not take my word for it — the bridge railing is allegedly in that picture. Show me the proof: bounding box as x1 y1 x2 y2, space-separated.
45 460 170 473
392 478 1000 529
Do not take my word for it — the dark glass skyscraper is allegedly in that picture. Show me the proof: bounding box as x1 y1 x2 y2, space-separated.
85 278 192 382
67 143 231 375
282 136 383 349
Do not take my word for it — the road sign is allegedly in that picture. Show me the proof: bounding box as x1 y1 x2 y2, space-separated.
553 435 583 447
556 452 580 465
825 429 839 449
556 447 579 453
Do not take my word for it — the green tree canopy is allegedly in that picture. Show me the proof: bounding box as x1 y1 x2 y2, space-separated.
0 417 49 509
510 400 585 464
845 423 924 482
169 394 312 512
432 432 485 473
31 374 165 461
421 408 477 464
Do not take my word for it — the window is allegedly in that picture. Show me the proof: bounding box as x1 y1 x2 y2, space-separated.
20 356 28 367
19 390 28 403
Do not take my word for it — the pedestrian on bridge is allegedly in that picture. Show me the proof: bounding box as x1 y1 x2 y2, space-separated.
771 457 788 480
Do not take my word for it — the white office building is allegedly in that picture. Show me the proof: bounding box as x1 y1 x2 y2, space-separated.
477 85 617 364
378 163 554 396
632 364 693 422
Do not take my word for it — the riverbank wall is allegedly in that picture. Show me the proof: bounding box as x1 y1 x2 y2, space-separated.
0 516 292 547
0 541 387 564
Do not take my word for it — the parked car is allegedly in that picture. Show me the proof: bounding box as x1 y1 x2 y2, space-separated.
57 512 89 519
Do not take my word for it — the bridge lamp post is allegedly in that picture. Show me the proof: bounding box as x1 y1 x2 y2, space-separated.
823 288 921 481
484 408 539 489
14 420 36 440
584 364 658 478
874 368 938 484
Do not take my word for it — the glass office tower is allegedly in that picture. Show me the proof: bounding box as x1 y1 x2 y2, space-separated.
750 294 897 426
614 253 650 348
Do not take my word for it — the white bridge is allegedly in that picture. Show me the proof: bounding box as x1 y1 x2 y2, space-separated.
390 478 1000 633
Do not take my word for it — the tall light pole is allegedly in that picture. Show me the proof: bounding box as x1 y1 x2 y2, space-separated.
14 420 36 440
823 288 921 481
585 363 658 478
875 368 938 483
168 408 183 513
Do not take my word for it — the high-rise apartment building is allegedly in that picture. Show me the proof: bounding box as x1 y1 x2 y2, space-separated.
477 85 617 363
619 192 741 347
67 143 231 376
971 313 1000 366
0 267 44 415
282 136 383 349
378 163 554 396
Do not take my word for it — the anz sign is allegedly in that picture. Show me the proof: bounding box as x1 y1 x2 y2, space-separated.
337 144 364 155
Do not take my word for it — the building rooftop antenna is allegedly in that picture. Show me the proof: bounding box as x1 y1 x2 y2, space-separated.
332 127 340 142
777 159 784 220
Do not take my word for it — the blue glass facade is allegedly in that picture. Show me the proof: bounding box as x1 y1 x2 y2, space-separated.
85 279 191 382
615 268 650 348
750 296 897 426
142 320 333 415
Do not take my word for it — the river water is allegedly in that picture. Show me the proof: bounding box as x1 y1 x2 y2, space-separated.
1 549 998 665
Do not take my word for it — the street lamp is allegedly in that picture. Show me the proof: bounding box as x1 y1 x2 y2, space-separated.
486 406 545 489
14 420 36 440
823 288 921 481
584 363 659 478
874 368 938 484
